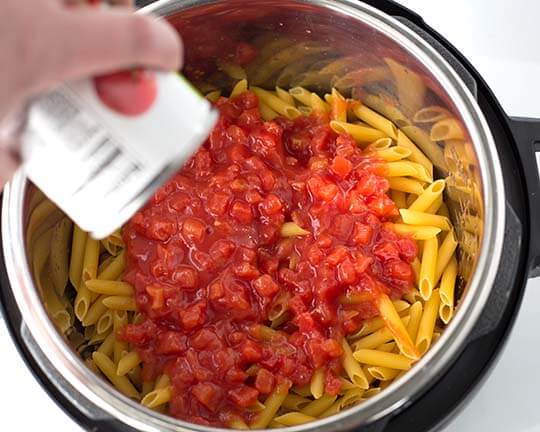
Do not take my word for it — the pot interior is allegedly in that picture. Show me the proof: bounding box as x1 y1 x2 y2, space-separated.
8 1 500 431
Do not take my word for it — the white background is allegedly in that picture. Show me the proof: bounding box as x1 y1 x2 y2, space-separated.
2 1 540 431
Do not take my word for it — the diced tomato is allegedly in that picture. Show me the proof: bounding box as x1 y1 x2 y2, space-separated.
145 285 164 309
192 382 222 411
330 156 353 178
255 368 275 394
182 218 206 243
352 222 373 245
337 259 357 285
172 266 198 288
228 385 259 408
156 331 187 355
252 274 279 297
230 200 253 223
121 88 420 426
180 302 206 330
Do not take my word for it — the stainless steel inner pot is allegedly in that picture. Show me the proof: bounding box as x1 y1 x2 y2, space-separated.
1 0 506 431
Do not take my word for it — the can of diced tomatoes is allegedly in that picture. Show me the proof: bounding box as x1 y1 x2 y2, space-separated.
20 70 217 239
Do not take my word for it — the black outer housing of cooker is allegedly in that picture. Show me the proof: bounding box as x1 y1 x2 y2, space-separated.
1 1 539 431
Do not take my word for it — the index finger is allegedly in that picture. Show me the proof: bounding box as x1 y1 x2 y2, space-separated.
42 8 182 85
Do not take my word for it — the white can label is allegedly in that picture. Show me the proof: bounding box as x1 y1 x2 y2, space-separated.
22 72 217 238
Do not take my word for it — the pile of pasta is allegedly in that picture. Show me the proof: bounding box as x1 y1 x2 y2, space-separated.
30 79 463 428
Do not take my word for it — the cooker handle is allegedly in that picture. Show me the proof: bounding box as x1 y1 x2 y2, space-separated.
509 117 540 277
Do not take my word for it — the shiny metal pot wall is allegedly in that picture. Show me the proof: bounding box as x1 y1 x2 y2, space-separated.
1 0 505 431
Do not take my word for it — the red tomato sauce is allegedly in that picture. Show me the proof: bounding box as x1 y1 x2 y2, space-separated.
120 91 417 426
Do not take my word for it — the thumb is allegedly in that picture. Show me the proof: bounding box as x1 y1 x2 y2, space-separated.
42 8 182 85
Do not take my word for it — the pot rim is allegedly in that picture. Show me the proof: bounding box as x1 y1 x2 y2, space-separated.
2 0 506 431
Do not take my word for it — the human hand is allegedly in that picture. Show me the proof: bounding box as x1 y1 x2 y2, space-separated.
0 0 183 189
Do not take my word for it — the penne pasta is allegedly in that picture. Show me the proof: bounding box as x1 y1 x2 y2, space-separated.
141 386 171 409
396 130 433 178
26 199 63 250
230 79 248 98
97 250 125 281
97 332 116 357
363 387 382 399
228 417 249 430
82 295 108 327
289 86 312 106
434 230 458 285
310 368 325 399
413 106 451 124
388 177 425 195
154 374 171 390
385 161 432 182
329 88 347 122
351 301 410 338
352 103 398 139
352 349 413 371
430 118 465 141
339 387 365 408
391 190 407 210
282 394 311 411
96 310 113 335
425 194 443 215
367 366 400 381
101 229 124 256
419 237 438 300
117 351 142 376
298 105 313 116
310 92 330 113
408 180 446 212
69 224 88 289
291 385 311 398
361 93 410 127
41 272 71 333
352 316 410 351
376 146 411 162
113 310 129 364
341 339 369 389
82 238 100 283
251 382 290 429
273 412 316 426
280 222 310 237
392 224 441 240
86 280 134 296
275 86 296 106
416 289 441 355
74 281 92 322
330 121 386 145
366 137 393 151
406 301 423 343
49 217 73 296
92 352 139 399
301 394 337 417
411 258 421 287
259 101 279 121
439 256 458 324
375 294 418 360
251 86 301 119
205 90 221 102
399 209 451 231
400 125 447 172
